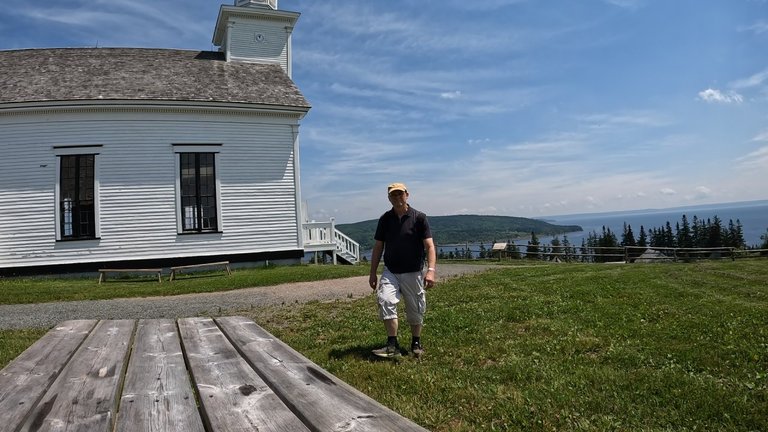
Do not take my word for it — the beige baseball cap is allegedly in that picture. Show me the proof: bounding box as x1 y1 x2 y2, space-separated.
387 182 408 194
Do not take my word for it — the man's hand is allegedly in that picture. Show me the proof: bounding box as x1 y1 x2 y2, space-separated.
369 274 378 290
425 269 436 289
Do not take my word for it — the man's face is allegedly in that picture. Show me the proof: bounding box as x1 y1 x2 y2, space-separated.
388 190 408 208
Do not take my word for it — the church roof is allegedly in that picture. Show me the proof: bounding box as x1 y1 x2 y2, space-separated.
0 48 310 110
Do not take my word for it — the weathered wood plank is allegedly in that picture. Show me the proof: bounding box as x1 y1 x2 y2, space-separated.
216 316 429 432
19 320 135 432
0 320 96 432
115 319 204 432
177 317 310 432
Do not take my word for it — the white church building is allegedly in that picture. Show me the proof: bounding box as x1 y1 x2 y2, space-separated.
0 0 358 276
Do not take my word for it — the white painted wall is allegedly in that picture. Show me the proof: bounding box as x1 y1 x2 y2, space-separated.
0 107 302 269
229 18 289 70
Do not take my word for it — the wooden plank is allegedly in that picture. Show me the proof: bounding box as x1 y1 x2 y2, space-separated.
216 316 429 432
0 320 96 432
177 317 310 432
115 319 204 432
19 320 135 432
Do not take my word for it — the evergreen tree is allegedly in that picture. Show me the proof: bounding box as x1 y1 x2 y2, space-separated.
621 223 637 247
562 235 574 262
505 239 521 260
761 228 768 250
595 226 620 262
550 236 562 261
527 231 541 259
638 225 648 248
664 221 675 247
724 219 745 248
691 215 702 247
677 214 693 248
708 216 723 247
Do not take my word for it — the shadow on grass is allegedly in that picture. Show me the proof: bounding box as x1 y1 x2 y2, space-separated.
329 344 409 362
169 273 226 282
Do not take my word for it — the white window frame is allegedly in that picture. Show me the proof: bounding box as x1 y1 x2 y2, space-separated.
173 144 223 234
53 146 102 241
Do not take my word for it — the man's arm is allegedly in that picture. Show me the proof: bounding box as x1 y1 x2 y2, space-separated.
369 240 384 290
423 237 436 288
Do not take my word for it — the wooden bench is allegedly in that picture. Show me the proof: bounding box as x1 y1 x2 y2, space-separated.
98 268 163 283
168 261 231 281
0 316 428 431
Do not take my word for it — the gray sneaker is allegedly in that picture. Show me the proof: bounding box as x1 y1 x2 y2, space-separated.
411 342 425 359
372 344 401 358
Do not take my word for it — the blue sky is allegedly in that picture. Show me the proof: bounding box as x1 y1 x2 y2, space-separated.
2 0 766 223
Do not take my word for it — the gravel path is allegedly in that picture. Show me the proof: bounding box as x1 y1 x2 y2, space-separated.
0 264 495 330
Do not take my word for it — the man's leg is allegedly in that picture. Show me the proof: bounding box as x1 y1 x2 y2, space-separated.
385 318 399 337
399 271 427 357
373 269 403 357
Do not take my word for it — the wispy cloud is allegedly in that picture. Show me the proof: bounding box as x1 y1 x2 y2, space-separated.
752 130 768 142
576 111 671 129
10 0 212 48
730 68 768 89
740 20 768 35
602 0 645 10
697 88 744 104
735 146 768 170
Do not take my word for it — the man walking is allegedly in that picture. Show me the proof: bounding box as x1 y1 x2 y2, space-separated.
369 182 436 358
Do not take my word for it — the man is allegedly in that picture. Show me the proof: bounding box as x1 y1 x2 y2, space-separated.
369 182 436 358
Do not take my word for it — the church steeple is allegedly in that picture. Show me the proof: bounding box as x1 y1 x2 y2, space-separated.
212 1 299 76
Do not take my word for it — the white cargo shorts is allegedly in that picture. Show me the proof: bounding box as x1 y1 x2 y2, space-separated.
377 267 426 325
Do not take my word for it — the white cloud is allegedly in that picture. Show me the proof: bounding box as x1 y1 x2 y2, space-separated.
440 91 462 100
660 188 677 195
692 186 713 199
697 88 744 104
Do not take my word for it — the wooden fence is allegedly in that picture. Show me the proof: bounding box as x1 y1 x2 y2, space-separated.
437 244 768 263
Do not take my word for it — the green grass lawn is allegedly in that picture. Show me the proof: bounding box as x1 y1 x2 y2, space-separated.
2 260 766 431
248 260 767 431
0 263 370 305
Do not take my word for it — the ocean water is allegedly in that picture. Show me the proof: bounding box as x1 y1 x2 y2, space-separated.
539 202 768 248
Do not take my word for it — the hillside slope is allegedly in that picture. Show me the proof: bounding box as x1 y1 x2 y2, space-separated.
337 214 582 251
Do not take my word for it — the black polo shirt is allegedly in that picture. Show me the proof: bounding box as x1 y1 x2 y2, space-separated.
374 206 432 273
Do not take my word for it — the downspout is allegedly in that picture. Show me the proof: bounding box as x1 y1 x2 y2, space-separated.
292 124 304 251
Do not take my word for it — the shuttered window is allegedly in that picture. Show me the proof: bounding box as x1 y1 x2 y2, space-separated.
180 152 218 232
59 154 96 240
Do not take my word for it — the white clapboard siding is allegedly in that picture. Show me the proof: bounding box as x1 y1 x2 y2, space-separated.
229 19 289 70
0 110 303 269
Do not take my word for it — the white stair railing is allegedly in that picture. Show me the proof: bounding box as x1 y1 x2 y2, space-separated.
302 218 360 264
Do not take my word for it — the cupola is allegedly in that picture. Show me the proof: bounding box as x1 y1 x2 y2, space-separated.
212 0 299 76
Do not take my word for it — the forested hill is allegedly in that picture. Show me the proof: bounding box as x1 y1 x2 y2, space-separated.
337 215 582 251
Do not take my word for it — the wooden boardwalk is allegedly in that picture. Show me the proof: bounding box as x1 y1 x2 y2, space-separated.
0 316 427 432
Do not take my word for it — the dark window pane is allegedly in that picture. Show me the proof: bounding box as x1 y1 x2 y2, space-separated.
59 155 96 240
179 152 217 233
